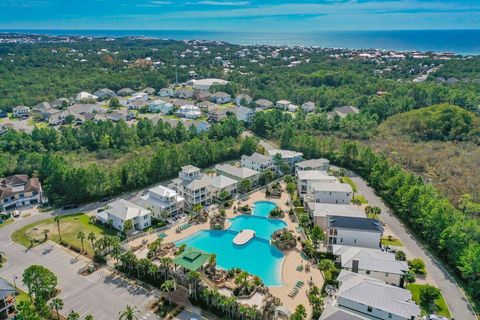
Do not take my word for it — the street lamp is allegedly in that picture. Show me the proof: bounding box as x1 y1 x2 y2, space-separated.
12 275 17 290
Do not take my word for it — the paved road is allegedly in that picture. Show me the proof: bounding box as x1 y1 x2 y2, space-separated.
350 173 478 320
0 212 160 320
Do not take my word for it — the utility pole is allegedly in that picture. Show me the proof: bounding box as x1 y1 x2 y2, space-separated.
173 50 178 84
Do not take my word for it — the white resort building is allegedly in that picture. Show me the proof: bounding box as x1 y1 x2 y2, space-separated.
332 245 409 287
313 182 353 204
327 215 383 250
321 270 420 320
296 170 337 197
139 185 185 219
241 152 274 172
306 203 365 229
171 165 213 207
97 199 152 231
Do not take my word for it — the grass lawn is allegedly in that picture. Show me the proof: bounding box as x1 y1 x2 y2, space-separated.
11 213 119 257
353 194 368 204
407 284 451 318
381 236 403 247
341 176 358 192
15 289 30 306
0 218 14 229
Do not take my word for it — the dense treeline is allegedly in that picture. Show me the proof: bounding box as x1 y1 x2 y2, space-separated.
289 133 480 305
432 56 480 79
379 104 480 144
251 109 377 140
0 117 253 205
0 117 243 154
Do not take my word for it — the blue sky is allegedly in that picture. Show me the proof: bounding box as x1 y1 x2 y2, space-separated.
1 0 479 31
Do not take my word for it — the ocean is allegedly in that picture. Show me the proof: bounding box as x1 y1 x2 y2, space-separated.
3 29 480 55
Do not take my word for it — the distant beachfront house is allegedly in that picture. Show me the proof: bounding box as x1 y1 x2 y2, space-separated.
235 106 255 123
117 88 134 97
327 216 383 250
208 105 235 122
194 91 211 102
287 104 299 112
76 92 98 102
148 99 173 114
159 87 174 97
93 88 116 100
12 106 30 118
96 199 151 231
254 99 273 110
301 101 315 113
139 185 185 219
175 88 195 99
210 92 231 104
235 94 253 106
275 100 291 110
329 105 360 119
192 78 229 91
177 105 201 119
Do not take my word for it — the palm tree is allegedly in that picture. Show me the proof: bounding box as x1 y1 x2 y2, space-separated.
42 229 50 241
54 215 62 241
85 315 94 320
87 232 96 253
49 297 64 320
187 271 200 299
160 257 172 280
318 259 335 281
77 230 86 253
67 311 80 320
161 279 175 304
119 305 139 320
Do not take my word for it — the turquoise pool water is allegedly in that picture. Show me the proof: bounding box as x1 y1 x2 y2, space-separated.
229 215 286 239
252 201 277 217
176 230 284 286
175 201 287 286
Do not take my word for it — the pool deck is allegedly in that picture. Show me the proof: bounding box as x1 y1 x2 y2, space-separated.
125 185 324 317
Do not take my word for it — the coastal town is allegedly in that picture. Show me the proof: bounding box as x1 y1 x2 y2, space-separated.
0 33 479 320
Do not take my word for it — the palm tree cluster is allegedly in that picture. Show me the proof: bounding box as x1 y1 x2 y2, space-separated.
192 286 280 320
93 235 122 259
117 251 173 286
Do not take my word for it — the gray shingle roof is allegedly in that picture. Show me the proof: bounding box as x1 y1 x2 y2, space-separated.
328 216 383 233
215 164 259 179
296 158 329 169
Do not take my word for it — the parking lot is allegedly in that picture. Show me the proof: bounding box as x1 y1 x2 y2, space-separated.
0 240 160 320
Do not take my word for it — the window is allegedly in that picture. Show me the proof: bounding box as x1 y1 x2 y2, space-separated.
19 193 25 198
366 270 371 274
388 313 392 318
367 306 372 312
385 273 389 277
340 238 343 243
354 239 357 243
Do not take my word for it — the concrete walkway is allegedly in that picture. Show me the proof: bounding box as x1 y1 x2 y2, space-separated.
350 173 478 320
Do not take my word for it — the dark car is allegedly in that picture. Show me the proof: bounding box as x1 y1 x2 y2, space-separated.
0 110 7 118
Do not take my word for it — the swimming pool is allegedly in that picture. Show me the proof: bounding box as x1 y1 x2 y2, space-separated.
176 230 284 286
252 201 277 217
229 215 286 239
176 201 286 286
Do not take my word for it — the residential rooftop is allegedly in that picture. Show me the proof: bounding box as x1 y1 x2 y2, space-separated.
307 203 365 218
337 270 420 319
312 182 352 193
328 216 384 233
215 164 259 179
